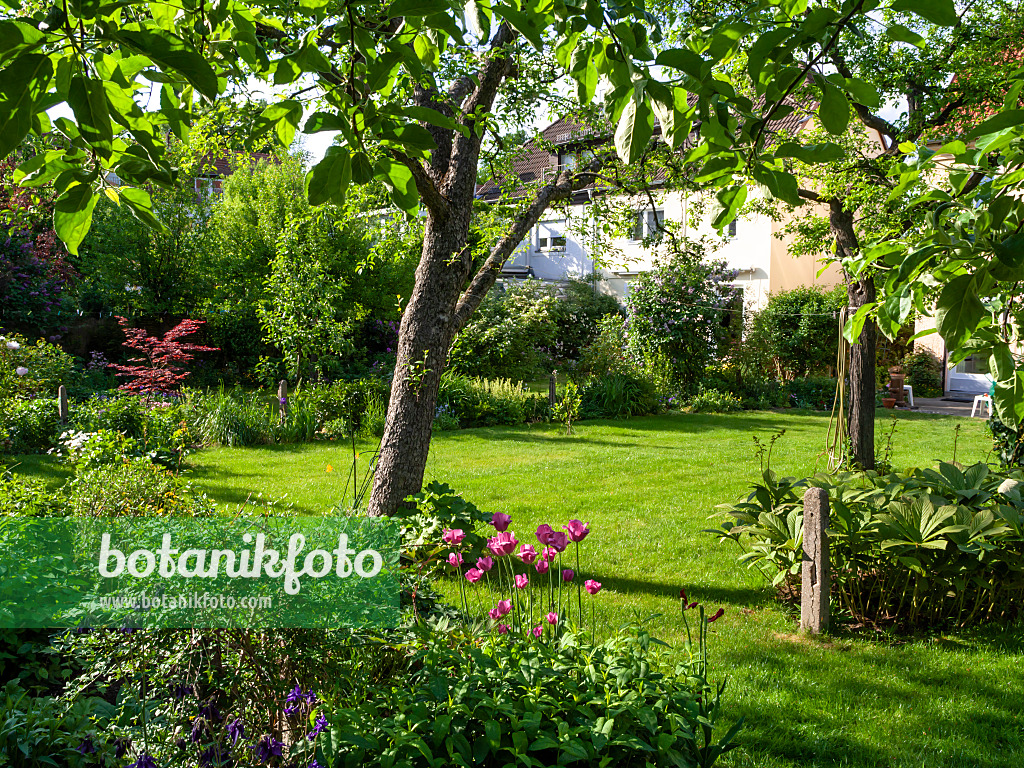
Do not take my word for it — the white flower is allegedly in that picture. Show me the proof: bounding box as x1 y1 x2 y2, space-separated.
6 341 20 350
15 366 28 376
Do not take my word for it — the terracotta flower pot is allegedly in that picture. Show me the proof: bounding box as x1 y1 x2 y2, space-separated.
882 397 897 409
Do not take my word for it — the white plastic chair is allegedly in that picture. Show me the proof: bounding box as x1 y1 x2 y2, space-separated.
971 393 992 418
902 384 914 407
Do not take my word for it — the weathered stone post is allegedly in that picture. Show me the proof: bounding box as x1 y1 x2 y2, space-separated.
800 487 830 634
548 371 557 406
58 385 69 424
278 380 288 422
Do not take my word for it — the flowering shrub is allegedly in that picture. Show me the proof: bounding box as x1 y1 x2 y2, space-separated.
687 389 743 413
53 429 140 470
108 316 219 396
625 248 741 397
0 332 77 400
0 398 59 454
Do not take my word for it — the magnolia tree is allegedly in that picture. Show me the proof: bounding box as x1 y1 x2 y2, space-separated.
0 0 995 511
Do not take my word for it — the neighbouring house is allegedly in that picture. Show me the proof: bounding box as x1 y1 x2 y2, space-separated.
475 116 844 313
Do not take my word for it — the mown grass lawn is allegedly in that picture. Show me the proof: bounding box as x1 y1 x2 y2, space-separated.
11 409 1022 767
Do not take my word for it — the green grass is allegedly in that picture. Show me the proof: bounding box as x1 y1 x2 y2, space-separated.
10 409 1022 767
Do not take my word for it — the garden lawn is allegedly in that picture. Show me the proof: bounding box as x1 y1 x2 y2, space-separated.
12 410 1022 768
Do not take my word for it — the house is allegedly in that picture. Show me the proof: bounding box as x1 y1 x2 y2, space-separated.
475 116 844 313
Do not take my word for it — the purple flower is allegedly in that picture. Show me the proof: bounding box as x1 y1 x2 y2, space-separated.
76 737 97 754
114 738 132 759
307 712 328 740
250 735 284 762
279 396 287 405
227 717 245 744
491 513 512 531
564 520 589 542
128 755 159 768
199 745 229 767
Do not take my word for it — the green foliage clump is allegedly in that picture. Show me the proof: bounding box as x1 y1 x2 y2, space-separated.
65 460 216 517
436 373 548 428
710 462 1024 628
990 412 1024 469
0 398 59 454
0 333 78 400
688 389 743 413
399 480 493 568
0 471 60 515
553 379 582 433
784 377 838 411
902 349 943 398
746 285 847 379
625 248 741 397
579 371 660 419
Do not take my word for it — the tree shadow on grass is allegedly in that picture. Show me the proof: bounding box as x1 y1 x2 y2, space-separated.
723 633 1024 767
597 573 771 609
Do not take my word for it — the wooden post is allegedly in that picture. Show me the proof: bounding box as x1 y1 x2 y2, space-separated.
548 371 556 406
800 487 830 634
278 380 288 422
58 385 69 424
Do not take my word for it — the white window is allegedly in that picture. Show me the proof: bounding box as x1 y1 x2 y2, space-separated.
536 220 566 252
630 209 665 241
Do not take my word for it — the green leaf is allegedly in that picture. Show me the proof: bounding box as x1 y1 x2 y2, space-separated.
935 274 987 350
0 53 52 160
843 302 876 344
992 371 1024 427
817 78 850 135
842 77 880 110
67 76 113 159
654 48 705 80
120 186 166 232
493 4 543 49
375 156 418 213
884 23 926 48
388 0 450 15
465 0 491 40
713 184 747 229
115 27 219 98
774 141 845 164
614 91 653 165
891 0 958 26
753 166 800 206
53 183 98 256
379 122 437 152
0 20 44 60
253 99 303 148
305 146 351 206
963 110 1024 140
304 111 346 133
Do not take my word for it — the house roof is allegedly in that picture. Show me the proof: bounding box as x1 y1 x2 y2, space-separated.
194 151 276 178
476 98 815 202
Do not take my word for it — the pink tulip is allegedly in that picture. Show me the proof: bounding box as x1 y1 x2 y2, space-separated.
492 513 512 532
518 544 537 564
549 532 569 552
447 552 463 568
488 607 501 620
564 520 589 542
442 528 465 545
584 579 602 595
496 599 512 617
488 531 519 557
536 524 555 545
546 612 558 624
541 546 557 562
476 556 493 572
707 608 724 623
562 569 574 582
532 626 543 638
465 568 483 583
515 574 529 589
497 624 509 634
535 559 550 575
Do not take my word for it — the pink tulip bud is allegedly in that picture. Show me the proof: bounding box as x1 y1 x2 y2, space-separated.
562 569 574 582
532 626 543 638
465 568 483 583
515 574 529 589
447 552 463 568
541 546 557 562
536 524 555 545
518 544 537 564
496 599 512 617
564 520 589 542
476 556 493 572
535 559 550 575
442 528 465 546
492 513 512 532
546 612 558 624
488 608 501 620
497 624 509 634
584 579 602 595
549 532 569 552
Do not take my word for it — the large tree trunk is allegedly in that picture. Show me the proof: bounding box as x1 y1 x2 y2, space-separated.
367 216 473 515
829 203 875 470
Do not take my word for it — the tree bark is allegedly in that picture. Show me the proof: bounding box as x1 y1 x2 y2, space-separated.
829 203 875 470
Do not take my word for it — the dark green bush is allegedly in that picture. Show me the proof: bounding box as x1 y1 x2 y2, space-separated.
710 462 1024 627
902 350 943 397
701 365 785 410
784 377 837 411
579 371 660 419
746 285 846 379
0 398 59 454
688 389 743 413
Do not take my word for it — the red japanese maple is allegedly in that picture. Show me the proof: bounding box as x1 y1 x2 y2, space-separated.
109 317 219 396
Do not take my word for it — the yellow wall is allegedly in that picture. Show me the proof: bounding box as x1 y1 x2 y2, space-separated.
768 216 845 294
